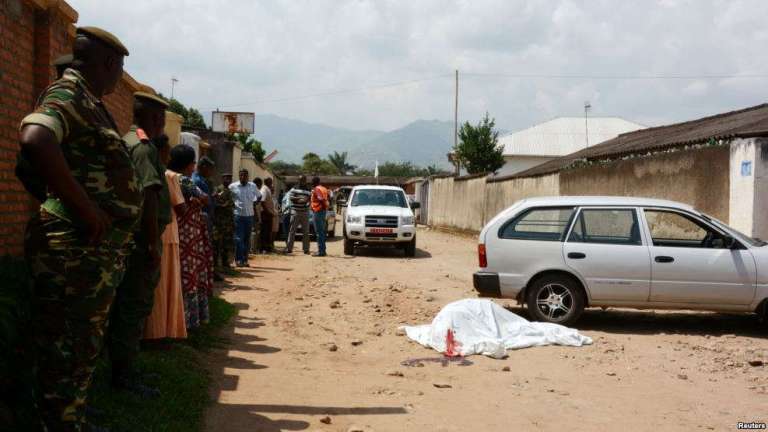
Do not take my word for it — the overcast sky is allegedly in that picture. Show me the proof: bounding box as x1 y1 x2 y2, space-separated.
69 0 768 132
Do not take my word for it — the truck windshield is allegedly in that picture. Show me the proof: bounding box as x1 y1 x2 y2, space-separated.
351 189 407 208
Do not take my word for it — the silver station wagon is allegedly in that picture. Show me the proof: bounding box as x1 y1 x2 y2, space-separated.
474 196 768 326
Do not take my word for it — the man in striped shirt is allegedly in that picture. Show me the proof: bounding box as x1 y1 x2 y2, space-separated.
284 175 312 254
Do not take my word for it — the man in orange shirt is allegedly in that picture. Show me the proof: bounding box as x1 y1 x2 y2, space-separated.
310 176 329 257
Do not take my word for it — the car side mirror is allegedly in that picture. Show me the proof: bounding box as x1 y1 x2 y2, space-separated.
410 201 421 210
338 199 347 207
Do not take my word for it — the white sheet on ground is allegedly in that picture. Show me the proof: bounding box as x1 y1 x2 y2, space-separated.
402 299 593 358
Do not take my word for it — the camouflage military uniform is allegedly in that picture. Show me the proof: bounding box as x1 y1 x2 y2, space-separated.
108 125 171 383
213 184 235 270
21 68 141 431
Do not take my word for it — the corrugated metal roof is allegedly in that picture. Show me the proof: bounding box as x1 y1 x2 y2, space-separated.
513 103 768 179
499 117 646 157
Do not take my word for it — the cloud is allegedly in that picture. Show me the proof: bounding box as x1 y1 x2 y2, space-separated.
68 0 768 132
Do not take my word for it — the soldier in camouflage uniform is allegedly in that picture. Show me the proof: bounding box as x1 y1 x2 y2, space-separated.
107 91 170 399
213 173 235 273
18 27 138 432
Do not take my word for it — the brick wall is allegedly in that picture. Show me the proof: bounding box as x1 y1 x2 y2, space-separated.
0 0 139 255
0 0 41 256
104 77 136 135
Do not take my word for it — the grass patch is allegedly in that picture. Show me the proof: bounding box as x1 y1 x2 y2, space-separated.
90 296 237 432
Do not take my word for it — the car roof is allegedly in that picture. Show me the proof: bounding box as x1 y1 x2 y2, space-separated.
351 185 405 192
517 196 698 211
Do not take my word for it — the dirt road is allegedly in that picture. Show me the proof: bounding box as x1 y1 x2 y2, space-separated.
204 228 767 432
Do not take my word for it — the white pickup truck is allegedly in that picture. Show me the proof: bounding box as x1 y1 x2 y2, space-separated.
343 185 420 257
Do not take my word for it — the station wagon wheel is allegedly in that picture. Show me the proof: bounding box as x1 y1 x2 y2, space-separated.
526 275 585 326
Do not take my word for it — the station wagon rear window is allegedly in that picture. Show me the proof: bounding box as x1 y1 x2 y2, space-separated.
499 207 575 241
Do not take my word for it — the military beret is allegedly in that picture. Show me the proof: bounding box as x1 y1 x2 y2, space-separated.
134 91 170 109
53 54 73 67
76 26 129 56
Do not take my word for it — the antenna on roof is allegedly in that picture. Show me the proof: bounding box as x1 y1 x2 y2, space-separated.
584 101 592 149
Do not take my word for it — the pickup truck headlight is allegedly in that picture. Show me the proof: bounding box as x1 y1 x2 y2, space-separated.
347 215 362 224
401 215 414 225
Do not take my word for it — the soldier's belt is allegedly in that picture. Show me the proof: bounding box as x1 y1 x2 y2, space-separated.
42 198 133 247
41 198 73 223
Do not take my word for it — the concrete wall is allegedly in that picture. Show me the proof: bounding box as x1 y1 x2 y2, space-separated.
560 146 730 222
165 112 183 147
426 146 732 234
484 174 560 221
729 138 768 239
753 139 768 240
427 176 488 232
231 142 242 177
730 139 755 235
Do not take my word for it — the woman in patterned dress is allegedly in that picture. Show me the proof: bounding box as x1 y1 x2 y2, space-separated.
167 145 213 330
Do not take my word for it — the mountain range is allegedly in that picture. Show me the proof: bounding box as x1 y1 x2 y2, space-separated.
252 114 455 168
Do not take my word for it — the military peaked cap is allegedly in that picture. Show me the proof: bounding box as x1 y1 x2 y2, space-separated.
134 91 170 109
53 54 73 67
76 26 130 56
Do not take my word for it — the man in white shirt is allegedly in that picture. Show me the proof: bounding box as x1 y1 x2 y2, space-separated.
229 169 261 266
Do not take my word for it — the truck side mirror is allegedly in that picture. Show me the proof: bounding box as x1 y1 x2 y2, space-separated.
410 201 421 210
338 199 347 207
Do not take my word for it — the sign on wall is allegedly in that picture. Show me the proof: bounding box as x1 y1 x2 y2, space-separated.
212 111 255 135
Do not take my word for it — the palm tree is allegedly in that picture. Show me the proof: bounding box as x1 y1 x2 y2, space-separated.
327 151 356 175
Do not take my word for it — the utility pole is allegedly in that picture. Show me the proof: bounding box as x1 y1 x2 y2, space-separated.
454 69 459 176
584 101 591 149
171 76 179 100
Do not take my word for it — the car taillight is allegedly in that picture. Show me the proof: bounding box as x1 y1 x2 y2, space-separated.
478 244 487 268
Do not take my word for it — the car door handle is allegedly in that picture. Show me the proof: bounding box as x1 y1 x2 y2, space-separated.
655 256 675 263
567 252 586 259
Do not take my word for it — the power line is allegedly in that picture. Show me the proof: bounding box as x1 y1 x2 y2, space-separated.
204 74 452 110
202 70 768 110
462 72 768 80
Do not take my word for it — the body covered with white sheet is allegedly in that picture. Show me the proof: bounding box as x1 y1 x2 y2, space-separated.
403 299 592 358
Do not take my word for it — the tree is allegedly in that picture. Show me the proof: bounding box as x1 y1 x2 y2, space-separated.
327 151 356 175
269 160 302 176
234 133 266 163
455 112 504 174
167 97 207 129
301 153 336 175
377 161 422 177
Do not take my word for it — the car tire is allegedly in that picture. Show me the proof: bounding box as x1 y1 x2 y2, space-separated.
758 300 768 326
404 237 416 257
525 274 585 326
344 238 355 256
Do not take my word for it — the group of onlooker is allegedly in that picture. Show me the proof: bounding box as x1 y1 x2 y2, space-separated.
9 24 334 431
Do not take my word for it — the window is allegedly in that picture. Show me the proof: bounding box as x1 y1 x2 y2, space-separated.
569 209 642 245
351 189 407 208
644 210 726 248
499 207 575 241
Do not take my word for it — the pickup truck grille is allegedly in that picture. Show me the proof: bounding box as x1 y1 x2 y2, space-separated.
365 216 398 228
